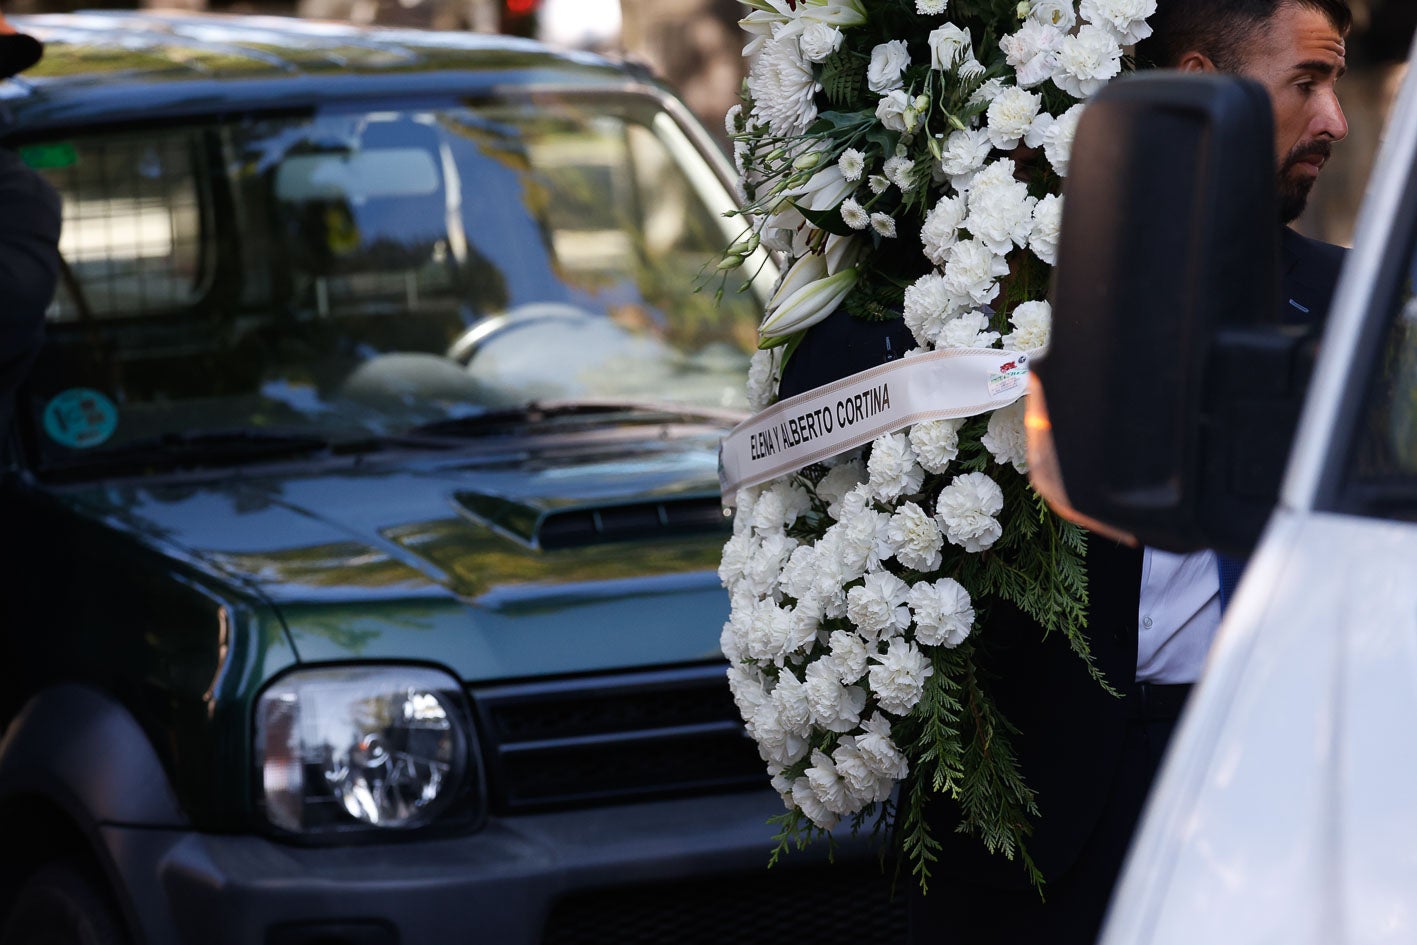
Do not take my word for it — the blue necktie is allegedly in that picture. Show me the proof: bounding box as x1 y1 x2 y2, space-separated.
1216 553 1245 612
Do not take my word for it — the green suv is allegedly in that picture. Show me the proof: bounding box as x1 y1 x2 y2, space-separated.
0 13 901 945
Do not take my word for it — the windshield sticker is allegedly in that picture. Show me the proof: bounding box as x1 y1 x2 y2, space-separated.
42 389 118 449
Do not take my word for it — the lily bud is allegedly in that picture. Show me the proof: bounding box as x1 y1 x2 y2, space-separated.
947 113 967 131
717 255 746 272
798 0 867 28
726 233 761 256
758 268 859 345
792 150 824 171
766 253 828 311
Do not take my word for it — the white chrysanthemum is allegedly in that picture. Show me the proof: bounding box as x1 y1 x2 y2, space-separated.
868 174 891 195
855 711 910 780
942 239 1010 307
937 128 993 188
816 457 867 516
915 0 947 13
937 310 1000 350
751 698 808 767
841 198 870 230
908 577 975 647
920 194 966 267
1004 299 1052 352
870 213 898 238
838 147 866 181
1001 20 1065 89
875 89 916 133
1041 104 1085 177
805 749 861 815
986 87 1043 151
883 155 917 192
928 23 972 71
869 636 934 715
1031 0 1077 30
965 165 1037 255
846 570 913 641
1053 24 1123 99
909 418 963 473
1081 0 1156 45
747 35 820 137
867 432 925 501
747 347 778 411
1028 193 1063 266
799 20 845 61
804 660 869 733
887 501 945 572
833 736 896 806
724 103 743 138
903 274 961 349
791 775 841 828
982 400 1029 472
824 628 872 683
935 471 1005 553
868 39 911 92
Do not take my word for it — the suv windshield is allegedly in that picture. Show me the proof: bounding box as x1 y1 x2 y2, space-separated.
18 93 764 474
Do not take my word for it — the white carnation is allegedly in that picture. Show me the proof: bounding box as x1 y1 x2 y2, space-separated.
1001 20 1064 89
887 501 945 572
867 432 925 501
942 239 1010 307
1053 24 1123 99
770 667 813 734
805 749 860 815
747 35 820 137
909 418 963 473
1041 104 1084 177
986 86 1043 151
967 76 1008 108
778 542 819 602
1030 0 1077 30
937 310 1001 350
921 194 966 266
718 530 754 591
816 457 867 516
804 660 869 733
1081 0 1156 45
908 577 975 647
982 399 1029 472
800 20 845 62
751 699 808 767
928 23 972 71
964 163 1037 255
868 40 911 92
935 471 1005 553
1003 299 1052 352
809 531 856 618
727 664 771 718
791 775 841 828
869 636 935 715
746 347 779 411
824 628 872 682
903 272 965 348
833 736 896 806
1028 193 1063 265
838 147 866 181
938 127 992 187
838 503 893 573
742 530 798 598
753 478 812 533
846 570 913 641
744 598 797 663
855 711 910 781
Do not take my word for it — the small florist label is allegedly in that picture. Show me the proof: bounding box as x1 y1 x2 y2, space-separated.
719 348 1030 504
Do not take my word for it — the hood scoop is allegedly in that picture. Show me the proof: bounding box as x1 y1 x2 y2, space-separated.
454 491 728 550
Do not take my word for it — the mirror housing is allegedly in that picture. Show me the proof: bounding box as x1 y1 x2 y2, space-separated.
1030 72 1315 557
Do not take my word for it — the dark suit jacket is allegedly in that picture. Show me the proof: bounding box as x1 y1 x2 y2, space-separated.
777 224 1347 891
0 146 61 441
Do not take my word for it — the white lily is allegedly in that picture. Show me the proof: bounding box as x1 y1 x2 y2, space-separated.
798 0 868 28
786 164 854 213
767 253 828 311
823 233 863 274
759 268 859 344
739 0 797 55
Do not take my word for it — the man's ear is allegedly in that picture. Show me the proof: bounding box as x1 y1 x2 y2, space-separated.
1176 51 1218 73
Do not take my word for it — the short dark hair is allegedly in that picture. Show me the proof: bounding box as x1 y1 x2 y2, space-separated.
1136 0 1353 71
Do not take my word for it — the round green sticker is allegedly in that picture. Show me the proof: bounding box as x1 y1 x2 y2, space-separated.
43 388 118 449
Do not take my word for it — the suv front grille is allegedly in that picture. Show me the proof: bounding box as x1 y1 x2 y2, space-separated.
469 664 765 813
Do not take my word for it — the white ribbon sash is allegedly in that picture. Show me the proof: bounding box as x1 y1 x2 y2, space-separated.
718 347 1033 506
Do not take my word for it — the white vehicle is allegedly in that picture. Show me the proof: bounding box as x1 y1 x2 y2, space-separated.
1030 48 1417 945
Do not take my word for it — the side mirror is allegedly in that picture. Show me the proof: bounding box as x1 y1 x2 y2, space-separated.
1029 72 1309 556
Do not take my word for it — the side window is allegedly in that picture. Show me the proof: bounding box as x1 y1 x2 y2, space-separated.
25 133 213 320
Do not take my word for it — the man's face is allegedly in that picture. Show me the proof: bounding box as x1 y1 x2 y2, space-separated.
1232 3 1349 223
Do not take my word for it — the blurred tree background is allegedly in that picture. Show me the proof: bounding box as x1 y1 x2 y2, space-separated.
5 0 1412 244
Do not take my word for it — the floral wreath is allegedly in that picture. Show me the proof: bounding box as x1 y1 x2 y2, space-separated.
714 0 1154 889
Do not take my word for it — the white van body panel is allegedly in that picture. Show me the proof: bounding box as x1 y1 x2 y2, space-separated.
1103 509 1417 944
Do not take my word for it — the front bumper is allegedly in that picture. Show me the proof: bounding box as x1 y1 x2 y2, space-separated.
105 789 899 945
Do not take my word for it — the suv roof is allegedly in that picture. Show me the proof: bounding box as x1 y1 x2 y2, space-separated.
1 11 658 132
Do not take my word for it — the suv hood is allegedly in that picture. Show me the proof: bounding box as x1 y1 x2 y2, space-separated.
56 424 733 680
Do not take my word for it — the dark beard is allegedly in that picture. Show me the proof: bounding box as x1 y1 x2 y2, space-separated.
1277 139 1333 224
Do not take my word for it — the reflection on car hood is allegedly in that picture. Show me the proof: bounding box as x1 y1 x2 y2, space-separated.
57 424 733 680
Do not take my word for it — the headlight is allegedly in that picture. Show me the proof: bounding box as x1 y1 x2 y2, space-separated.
254 665 478 835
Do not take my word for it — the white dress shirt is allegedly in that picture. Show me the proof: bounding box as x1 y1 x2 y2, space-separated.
1136 547 1222 684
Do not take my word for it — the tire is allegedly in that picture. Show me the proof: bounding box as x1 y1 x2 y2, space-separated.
0 859 128 945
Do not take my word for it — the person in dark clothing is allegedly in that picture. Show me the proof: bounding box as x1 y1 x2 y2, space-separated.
0 13 60 442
